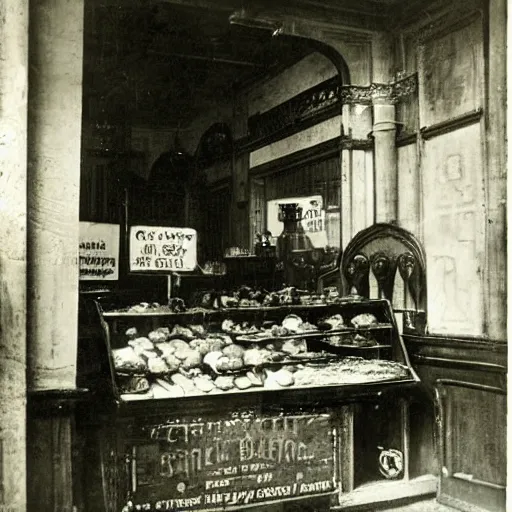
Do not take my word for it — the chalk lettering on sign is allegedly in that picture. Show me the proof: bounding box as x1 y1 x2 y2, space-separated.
79 240 107 251
79 223 120 281
142 244 158 256
256 485 292 499
299 480 333 493
79 268 115 279
130 414 336 510
205 479 229 490
130 226 197 272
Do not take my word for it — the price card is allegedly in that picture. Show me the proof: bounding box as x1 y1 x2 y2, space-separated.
79 222 120 281
129 226 197 272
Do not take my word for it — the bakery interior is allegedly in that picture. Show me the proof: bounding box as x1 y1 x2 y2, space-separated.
0 0 506 511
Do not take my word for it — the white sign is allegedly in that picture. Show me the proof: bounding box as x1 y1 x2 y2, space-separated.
79 222 120 281
130 226 197 272
267 195 328 248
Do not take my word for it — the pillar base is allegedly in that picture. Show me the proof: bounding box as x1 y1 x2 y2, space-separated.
27 389 88 512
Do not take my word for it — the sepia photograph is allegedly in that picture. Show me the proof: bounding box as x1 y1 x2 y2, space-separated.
0 0 508 511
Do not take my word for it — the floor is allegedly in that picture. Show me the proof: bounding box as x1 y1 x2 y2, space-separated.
276 498 460 512
381 499 458 512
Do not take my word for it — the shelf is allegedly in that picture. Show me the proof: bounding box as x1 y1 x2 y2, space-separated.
101 301 383 317
119 376 418 403
234 324 393 343
322 343 392 350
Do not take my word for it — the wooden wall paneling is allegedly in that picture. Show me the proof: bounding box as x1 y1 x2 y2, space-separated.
408 397 437 479
338 405 355 494
418 13 484 129
28 416 74 511
340 149 352 249
484 0 507 340
351 149 371 235
421 123 486 336
435 380 506 512
397 143 420 234
364 149 374 226
400 399 411 481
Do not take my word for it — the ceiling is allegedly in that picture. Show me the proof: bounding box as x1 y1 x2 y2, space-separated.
83 2 313 128
83 0 432 132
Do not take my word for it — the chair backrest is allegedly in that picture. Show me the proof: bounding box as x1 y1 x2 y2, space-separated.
340 223 427 334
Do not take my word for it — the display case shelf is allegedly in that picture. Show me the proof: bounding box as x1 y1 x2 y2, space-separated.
82 298 417 407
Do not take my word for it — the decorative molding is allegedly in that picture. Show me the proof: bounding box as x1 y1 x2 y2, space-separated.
412 355 507 374
340 137 373 150
340 73 418 105
420 108 483 140
28 388 90 415
236 73 418 152
396 132 418 147
393 73 419 101
237 102 341 155
245 76 342 147
403 333 508 349
340 85 373 105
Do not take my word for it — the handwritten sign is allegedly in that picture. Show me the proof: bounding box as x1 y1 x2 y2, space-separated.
130 226 197 272
79 222 120 280
121 413 337 511
267 195 329 248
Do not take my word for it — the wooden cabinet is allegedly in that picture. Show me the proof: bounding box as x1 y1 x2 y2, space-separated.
76 295 427 512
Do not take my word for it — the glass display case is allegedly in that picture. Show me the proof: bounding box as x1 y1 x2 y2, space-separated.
76 223 431 512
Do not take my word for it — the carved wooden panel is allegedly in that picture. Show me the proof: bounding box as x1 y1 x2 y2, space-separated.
340 224 427 334
422 123 485 336
419 15 484 127
435 380 506 512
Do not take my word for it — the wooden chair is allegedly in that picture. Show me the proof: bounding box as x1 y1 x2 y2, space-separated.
318 223 427 335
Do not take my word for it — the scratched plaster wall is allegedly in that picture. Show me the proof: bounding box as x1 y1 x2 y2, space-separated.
396 11 491 337
0 1 28 510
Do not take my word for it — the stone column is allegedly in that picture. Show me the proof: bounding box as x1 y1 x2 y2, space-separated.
27 0 84 390
0 2 28 511
372 98 398 223
26 1 85 511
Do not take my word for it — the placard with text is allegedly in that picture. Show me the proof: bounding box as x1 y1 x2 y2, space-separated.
79 222 120 281
121 412 337 511
130 226 197 272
